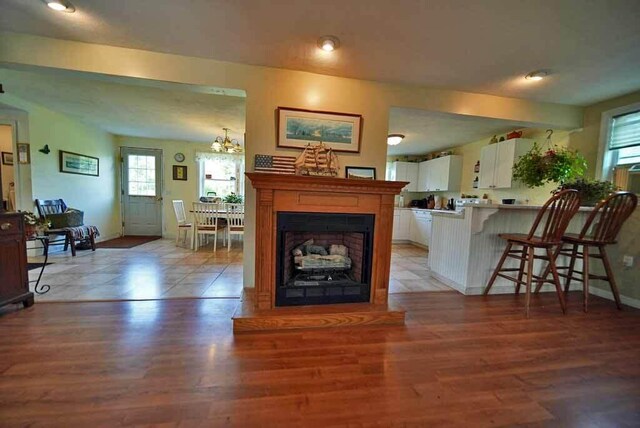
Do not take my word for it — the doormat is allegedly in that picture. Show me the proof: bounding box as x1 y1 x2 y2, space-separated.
96 236 162 249
27 262 53 271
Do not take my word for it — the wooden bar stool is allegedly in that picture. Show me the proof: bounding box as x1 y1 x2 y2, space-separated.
535 192 638 312
483 190 582 317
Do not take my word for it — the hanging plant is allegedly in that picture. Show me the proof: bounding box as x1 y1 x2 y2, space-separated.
512 130 587 188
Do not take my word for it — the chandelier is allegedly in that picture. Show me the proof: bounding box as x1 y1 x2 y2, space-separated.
211 128 243 153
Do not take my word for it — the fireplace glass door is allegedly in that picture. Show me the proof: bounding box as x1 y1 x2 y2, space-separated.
276 212 374 306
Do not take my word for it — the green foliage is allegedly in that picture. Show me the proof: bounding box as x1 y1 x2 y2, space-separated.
512 142 587 188
223 192 243 204
556 179 619 206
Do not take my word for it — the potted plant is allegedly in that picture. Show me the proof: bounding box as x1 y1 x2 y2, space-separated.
22 211 51 239
555 179 619 206
512 142 587 188
223 193 243 204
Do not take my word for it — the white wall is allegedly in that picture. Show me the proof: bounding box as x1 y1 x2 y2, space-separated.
0 93 120 240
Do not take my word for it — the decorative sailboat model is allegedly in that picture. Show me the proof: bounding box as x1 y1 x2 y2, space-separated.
294 142 339 176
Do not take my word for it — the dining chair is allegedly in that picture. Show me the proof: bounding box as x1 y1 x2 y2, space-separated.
225 203 244 251
534 191 638 312
172 200 193 248
192 202 227 251
483 190 582 317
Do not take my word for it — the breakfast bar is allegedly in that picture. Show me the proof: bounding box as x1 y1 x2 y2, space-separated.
429 204 592 295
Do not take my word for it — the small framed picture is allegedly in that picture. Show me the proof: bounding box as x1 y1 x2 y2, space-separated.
1 152 13 166
345 166 376 180
173 165 187 181
17 143 30 164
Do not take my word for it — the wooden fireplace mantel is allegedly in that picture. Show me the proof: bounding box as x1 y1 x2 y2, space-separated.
233 173 408 332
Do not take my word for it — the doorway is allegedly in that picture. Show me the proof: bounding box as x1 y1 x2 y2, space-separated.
121 147 163 236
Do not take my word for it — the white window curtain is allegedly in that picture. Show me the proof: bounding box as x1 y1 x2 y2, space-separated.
609 110 640 150
195 152 245 198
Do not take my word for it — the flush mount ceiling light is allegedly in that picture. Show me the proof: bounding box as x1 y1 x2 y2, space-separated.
317 35 340 52
44 0 75 12
387 134 405 146
525 70 549 81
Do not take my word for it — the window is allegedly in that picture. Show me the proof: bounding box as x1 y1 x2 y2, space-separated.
127 154 157 196
599 104 640 193
198 154 244 198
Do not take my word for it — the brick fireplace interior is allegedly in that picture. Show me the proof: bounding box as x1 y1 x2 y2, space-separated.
276 212 374 306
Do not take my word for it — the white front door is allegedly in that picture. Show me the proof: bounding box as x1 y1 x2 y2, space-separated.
121 147 163 236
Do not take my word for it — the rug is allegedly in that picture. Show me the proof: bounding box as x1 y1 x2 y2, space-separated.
96 236 162 249
27 262 53 271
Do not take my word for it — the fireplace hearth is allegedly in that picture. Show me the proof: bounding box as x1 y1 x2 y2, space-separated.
276 212 374 306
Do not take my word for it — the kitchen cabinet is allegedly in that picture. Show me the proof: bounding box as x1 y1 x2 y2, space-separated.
408 209 432 247
392 208 411 241
388 161 418 192
478 138 534 189
417 155 463 192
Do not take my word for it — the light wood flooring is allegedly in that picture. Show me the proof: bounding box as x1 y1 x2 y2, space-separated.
28 242 449 301
0 292 638 426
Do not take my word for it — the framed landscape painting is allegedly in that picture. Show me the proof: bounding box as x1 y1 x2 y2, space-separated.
59 150 99 177
277 107 363 153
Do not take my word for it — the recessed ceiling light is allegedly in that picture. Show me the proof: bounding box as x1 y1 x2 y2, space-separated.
317 35 340 52
525 70 548 81
44 0 75 13
387 134 405 146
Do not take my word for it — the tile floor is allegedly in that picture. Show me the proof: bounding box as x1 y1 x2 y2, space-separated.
388 244 453 293
29 238 244 302
28 241 451 302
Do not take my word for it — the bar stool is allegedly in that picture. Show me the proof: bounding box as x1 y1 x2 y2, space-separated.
535 192 638 312
483 190 582 317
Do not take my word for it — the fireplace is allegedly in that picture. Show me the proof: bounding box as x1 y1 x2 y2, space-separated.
235 173 407 332
276 212 374 306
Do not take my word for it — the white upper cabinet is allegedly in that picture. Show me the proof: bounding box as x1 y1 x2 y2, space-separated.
417 155 463 192
389 161 418 192
478 139 534 189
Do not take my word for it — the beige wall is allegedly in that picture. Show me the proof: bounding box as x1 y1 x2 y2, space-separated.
114 135 213 238
569 90 640 178
0 124 14 209
0 33 585 287
0 93 120 240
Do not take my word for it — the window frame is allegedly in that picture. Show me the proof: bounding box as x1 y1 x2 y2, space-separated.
597 101 640 181
197 155 245 198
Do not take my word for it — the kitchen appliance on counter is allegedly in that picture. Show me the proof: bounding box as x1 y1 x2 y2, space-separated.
455 198 480 212
410 198 429 208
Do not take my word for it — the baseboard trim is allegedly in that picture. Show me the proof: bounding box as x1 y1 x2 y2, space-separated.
589 286 640 309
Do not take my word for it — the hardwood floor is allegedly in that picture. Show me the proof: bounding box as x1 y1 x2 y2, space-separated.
1 292 639 426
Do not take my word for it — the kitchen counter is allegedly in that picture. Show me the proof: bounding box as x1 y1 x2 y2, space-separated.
428 205 592 295
463 203 594 212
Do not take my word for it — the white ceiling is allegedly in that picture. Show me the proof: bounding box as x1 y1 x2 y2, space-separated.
0 67 246 143
388 108 531 156
1 0 639 106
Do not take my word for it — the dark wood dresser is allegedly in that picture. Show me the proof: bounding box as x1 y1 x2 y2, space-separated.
0 212 34 309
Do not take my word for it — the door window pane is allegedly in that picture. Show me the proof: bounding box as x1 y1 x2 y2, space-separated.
128 154 156 196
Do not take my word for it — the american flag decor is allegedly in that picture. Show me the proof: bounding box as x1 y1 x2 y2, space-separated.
254 154 296 175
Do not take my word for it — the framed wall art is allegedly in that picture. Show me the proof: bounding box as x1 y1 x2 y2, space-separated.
277 107 363 153
345 166 376 180
17 143 30 164
59 150 99 177
1 152 13 166
173 165 187 181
